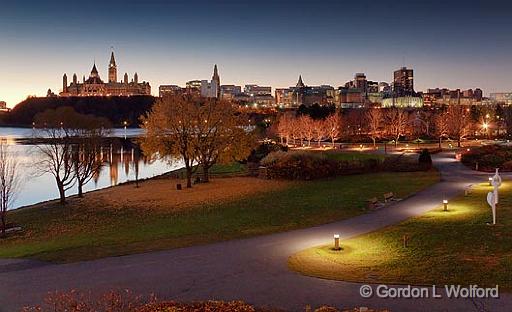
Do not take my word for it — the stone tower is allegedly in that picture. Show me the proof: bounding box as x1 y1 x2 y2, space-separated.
63 73 68 93
108 51 117 83
212 64 220 98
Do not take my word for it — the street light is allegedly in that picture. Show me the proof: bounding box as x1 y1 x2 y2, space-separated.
333 234 341 250
123 121 128 139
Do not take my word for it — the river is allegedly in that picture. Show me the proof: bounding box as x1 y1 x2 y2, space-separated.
0 127 179 209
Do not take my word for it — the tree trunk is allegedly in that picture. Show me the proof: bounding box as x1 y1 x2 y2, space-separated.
77 180 84 198
439 137 442 149
202 165 210 183
57 182 66 205
186 168 192 188
458 138 461 147
372 138 376 148
1 213 5 236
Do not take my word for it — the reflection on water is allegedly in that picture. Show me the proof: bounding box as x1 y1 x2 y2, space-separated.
0 127 180 209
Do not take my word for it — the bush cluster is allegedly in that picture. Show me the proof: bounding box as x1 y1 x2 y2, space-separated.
461 145 512 171
22 290 389 312
381 152 431 172
261 151 381 180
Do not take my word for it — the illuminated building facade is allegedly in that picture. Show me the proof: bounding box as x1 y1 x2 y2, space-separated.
60 52 151 97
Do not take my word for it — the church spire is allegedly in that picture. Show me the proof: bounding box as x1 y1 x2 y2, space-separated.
90 62 99 78
212 64 220 98
108 51 117 83
296 75 305 88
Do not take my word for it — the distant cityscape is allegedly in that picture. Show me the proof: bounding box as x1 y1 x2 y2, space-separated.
2 50 512 112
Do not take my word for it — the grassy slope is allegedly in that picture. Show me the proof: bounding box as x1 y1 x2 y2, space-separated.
289 181 512 289
1 171 438 263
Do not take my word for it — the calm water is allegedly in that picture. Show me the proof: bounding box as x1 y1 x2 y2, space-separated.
0 127 180 209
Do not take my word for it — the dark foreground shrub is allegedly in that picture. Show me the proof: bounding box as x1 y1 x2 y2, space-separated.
21 290 389 312
382 154 430 172
261 151 382 180
418 149 432 170
247 142 288 163
261 151 338 180
461 145 512 171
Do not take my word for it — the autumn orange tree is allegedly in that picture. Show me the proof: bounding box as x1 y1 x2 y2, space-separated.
141 95 255 187
193 98 255 182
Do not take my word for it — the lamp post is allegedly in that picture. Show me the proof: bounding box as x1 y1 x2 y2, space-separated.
488 177 492 186
123 121 128 139
333 234 341 250
443 199 448 211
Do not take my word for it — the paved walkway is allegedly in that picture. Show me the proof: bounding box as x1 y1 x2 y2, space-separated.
1 152 510 312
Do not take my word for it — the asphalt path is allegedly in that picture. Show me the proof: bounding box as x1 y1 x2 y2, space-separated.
1 152 510 312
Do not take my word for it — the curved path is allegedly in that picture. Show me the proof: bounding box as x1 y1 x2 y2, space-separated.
1 152 510 312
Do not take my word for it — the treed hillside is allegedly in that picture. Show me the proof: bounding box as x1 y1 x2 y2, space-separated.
4 96 156 127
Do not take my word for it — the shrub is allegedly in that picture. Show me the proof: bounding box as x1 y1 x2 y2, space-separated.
261 151 382 180
261 151 338 180
461 145 512 171
418 149 432 170
248 142 288 163
382 154 429 172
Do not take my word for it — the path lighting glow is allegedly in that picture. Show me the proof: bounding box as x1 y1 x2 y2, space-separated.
443 199 448 211
333 234 341 250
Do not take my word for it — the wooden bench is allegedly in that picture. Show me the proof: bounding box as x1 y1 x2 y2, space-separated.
367 197 379 209
383 192 395 203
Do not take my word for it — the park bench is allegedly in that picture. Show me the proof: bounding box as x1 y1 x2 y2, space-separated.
383 192 395 203
367 197 379 209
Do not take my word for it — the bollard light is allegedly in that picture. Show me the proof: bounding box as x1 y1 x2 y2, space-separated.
489 177 493 186
333 234 341 250
443 199 448 211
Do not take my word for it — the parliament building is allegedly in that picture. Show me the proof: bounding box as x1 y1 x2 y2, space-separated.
60 52 151 97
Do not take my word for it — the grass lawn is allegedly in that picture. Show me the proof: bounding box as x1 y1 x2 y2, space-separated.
289 180 512 289
0 171 438 263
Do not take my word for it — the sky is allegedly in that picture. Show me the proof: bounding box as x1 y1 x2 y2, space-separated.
0 0 511 107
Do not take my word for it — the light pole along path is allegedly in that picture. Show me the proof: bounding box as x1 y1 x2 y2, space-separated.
0 152 511 312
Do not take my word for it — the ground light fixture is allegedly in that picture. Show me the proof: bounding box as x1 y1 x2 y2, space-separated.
489 177 493 186
443 199 448 211
333 234 341 250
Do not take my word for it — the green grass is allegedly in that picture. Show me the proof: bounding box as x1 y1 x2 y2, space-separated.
289 181 512 289
0 171 438 262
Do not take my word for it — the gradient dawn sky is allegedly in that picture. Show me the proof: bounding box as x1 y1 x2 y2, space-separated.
0 0 511 107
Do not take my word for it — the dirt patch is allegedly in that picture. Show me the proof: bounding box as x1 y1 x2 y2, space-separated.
69 177 293 212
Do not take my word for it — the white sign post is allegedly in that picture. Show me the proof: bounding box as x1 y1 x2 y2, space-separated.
487 192 496 225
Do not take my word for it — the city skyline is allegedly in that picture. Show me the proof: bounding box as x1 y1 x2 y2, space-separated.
1 0 511 107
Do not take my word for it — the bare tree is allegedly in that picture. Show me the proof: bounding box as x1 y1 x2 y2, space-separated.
71 115 111 197
300 115 315 146
276 113 292 144
325 112 341 147
33 107 77 204
313 118 326 146
447 104 471 147
385 108 408 147
365 108 382 148
434 110 449 148
0 139 21 236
